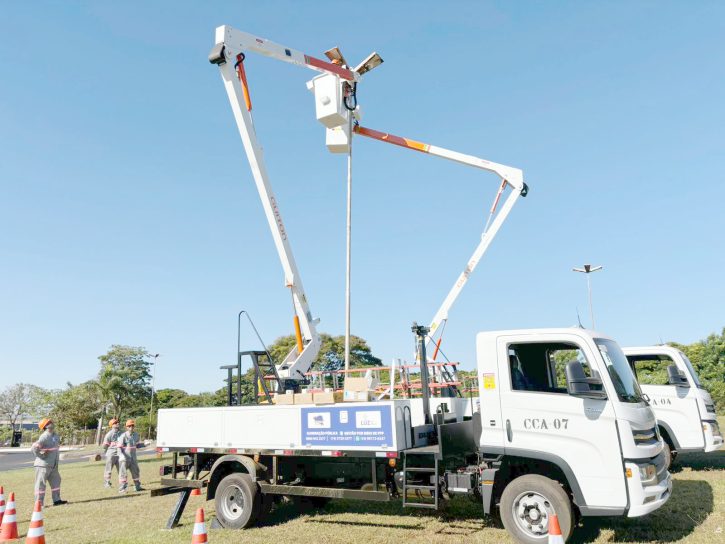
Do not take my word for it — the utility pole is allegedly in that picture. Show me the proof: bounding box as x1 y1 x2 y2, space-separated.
344 112 353 372
147 353 160 439
573 264 603 330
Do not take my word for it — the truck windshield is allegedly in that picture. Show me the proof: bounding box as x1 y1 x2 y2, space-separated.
680 352 703 388
596 339 644 403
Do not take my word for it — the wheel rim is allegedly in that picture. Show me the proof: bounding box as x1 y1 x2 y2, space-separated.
219 484 246 521
511 490 555 539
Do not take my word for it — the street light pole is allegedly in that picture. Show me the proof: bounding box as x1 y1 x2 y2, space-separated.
573 264 603 330
147 353 160 439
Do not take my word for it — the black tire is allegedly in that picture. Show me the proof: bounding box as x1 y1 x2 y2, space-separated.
214 473 260 529
664 439 678 466
499 474 573 544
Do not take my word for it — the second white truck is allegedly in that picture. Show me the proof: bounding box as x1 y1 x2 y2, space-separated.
624 345 723 464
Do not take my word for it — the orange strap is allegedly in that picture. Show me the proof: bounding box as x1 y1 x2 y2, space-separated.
235 53 252 111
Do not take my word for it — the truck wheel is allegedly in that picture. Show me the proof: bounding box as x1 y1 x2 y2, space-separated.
499 474 573 544
662 440 677 469
214 473 260 529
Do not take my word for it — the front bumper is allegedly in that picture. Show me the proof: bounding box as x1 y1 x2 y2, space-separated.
625 455 672 517
703 420 724 452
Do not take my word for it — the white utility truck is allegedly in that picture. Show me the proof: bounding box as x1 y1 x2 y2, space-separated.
624 345 723 464
156 326 671 543
152 26 672 544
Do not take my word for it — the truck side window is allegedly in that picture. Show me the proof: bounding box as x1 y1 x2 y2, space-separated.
626 354 673 386
509 342 591 393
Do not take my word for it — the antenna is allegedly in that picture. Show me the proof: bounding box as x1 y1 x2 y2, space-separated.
576 307 584 328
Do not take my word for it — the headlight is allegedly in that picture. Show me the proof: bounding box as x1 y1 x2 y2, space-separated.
706 420 722 438
638 463 657 485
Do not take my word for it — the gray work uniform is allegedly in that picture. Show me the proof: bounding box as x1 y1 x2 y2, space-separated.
32 430 62 504
102 428 123 483
118 431 142 490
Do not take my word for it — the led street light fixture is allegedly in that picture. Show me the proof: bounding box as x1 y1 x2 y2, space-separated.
324 46 349 67
354 52 383 75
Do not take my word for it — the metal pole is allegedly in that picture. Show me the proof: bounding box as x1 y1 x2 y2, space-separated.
148 354 159 439
587 274 595 330
344 113 353 371
412 323 432 425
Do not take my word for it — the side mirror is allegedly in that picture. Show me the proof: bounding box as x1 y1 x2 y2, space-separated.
667 365 690 388
566 361 607 400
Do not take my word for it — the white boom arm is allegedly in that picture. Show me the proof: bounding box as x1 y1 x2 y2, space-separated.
209 26 358 380
353 126 527 357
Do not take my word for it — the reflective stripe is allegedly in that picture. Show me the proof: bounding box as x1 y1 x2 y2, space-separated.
51 487 61 492
27 526 45 537
3 513 16 522
192 522 206 535
30 510 43 522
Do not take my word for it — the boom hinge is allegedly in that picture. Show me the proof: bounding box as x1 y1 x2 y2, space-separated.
208 43 226 65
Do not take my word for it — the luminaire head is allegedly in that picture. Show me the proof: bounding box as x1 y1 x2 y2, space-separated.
573 264 603 274
354 51 383 75
324 46 348 67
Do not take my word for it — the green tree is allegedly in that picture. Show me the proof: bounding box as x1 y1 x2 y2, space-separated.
268 334 382 372
670 327 725 414
96 345 152 419
0 384 50 429
49 381 103 440
155 389 191 409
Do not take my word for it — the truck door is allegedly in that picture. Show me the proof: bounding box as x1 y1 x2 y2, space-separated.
628 353 704 450
497 334 627 510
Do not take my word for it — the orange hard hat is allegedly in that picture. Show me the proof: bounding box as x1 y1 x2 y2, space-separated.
125 419 136 427
38 418 53 430
109 418 119 426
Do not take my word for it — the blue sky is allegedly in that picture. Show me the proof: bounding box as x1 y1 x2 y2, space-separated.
1 2 723 394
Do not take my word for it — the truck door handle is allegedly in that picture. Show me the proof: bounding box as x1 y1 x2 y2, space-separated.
506 419 512 442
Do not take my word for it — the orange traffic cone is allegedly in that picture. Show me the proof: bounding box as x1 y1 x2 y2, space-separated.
191 488 202 496
25 501 45 544
0 486 5 526
0 492 18 542
548 513 565 544
191 507 207 543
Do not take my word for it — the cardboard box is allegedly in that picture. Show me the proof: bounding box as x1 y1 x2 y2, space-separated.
313 391 336 405
343 390 370 402
294 392 314 405
273 392 295 405
344 377 369 392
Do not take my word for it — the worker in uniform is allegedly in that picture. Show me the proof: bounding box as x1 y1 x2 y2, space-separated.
118 419 144 493
102 418 123 488
31 418 67 506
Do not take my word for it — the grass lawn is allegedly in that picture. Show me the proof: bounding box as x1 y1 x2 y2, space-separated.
0 425 722 543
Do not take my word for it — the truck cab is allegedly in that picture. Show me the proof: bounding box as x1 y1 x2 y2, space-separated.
477 328 671 542
624 345 723 462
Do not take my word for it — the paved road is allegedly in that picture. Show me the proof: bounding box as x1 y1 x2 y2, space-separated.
0 449 157 472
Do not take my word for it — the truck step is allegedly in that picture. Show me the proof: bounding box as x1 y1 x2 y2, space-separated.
403 502 438 510
405 484 436 491
404 467 436 473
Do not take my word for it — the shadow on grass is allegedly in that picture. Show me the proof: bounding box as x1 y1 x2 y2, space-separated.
676 450 725 471
257 495 496 533
570 479 713 543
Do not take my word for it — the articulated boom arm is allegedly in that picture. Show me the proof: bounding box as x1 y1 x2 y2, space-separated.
354 126 527 357
209 25 357 381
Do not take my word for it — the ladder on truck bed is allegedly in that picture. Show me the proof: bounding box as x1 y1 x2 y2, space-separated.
246 350 284 404
402 447 440 510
